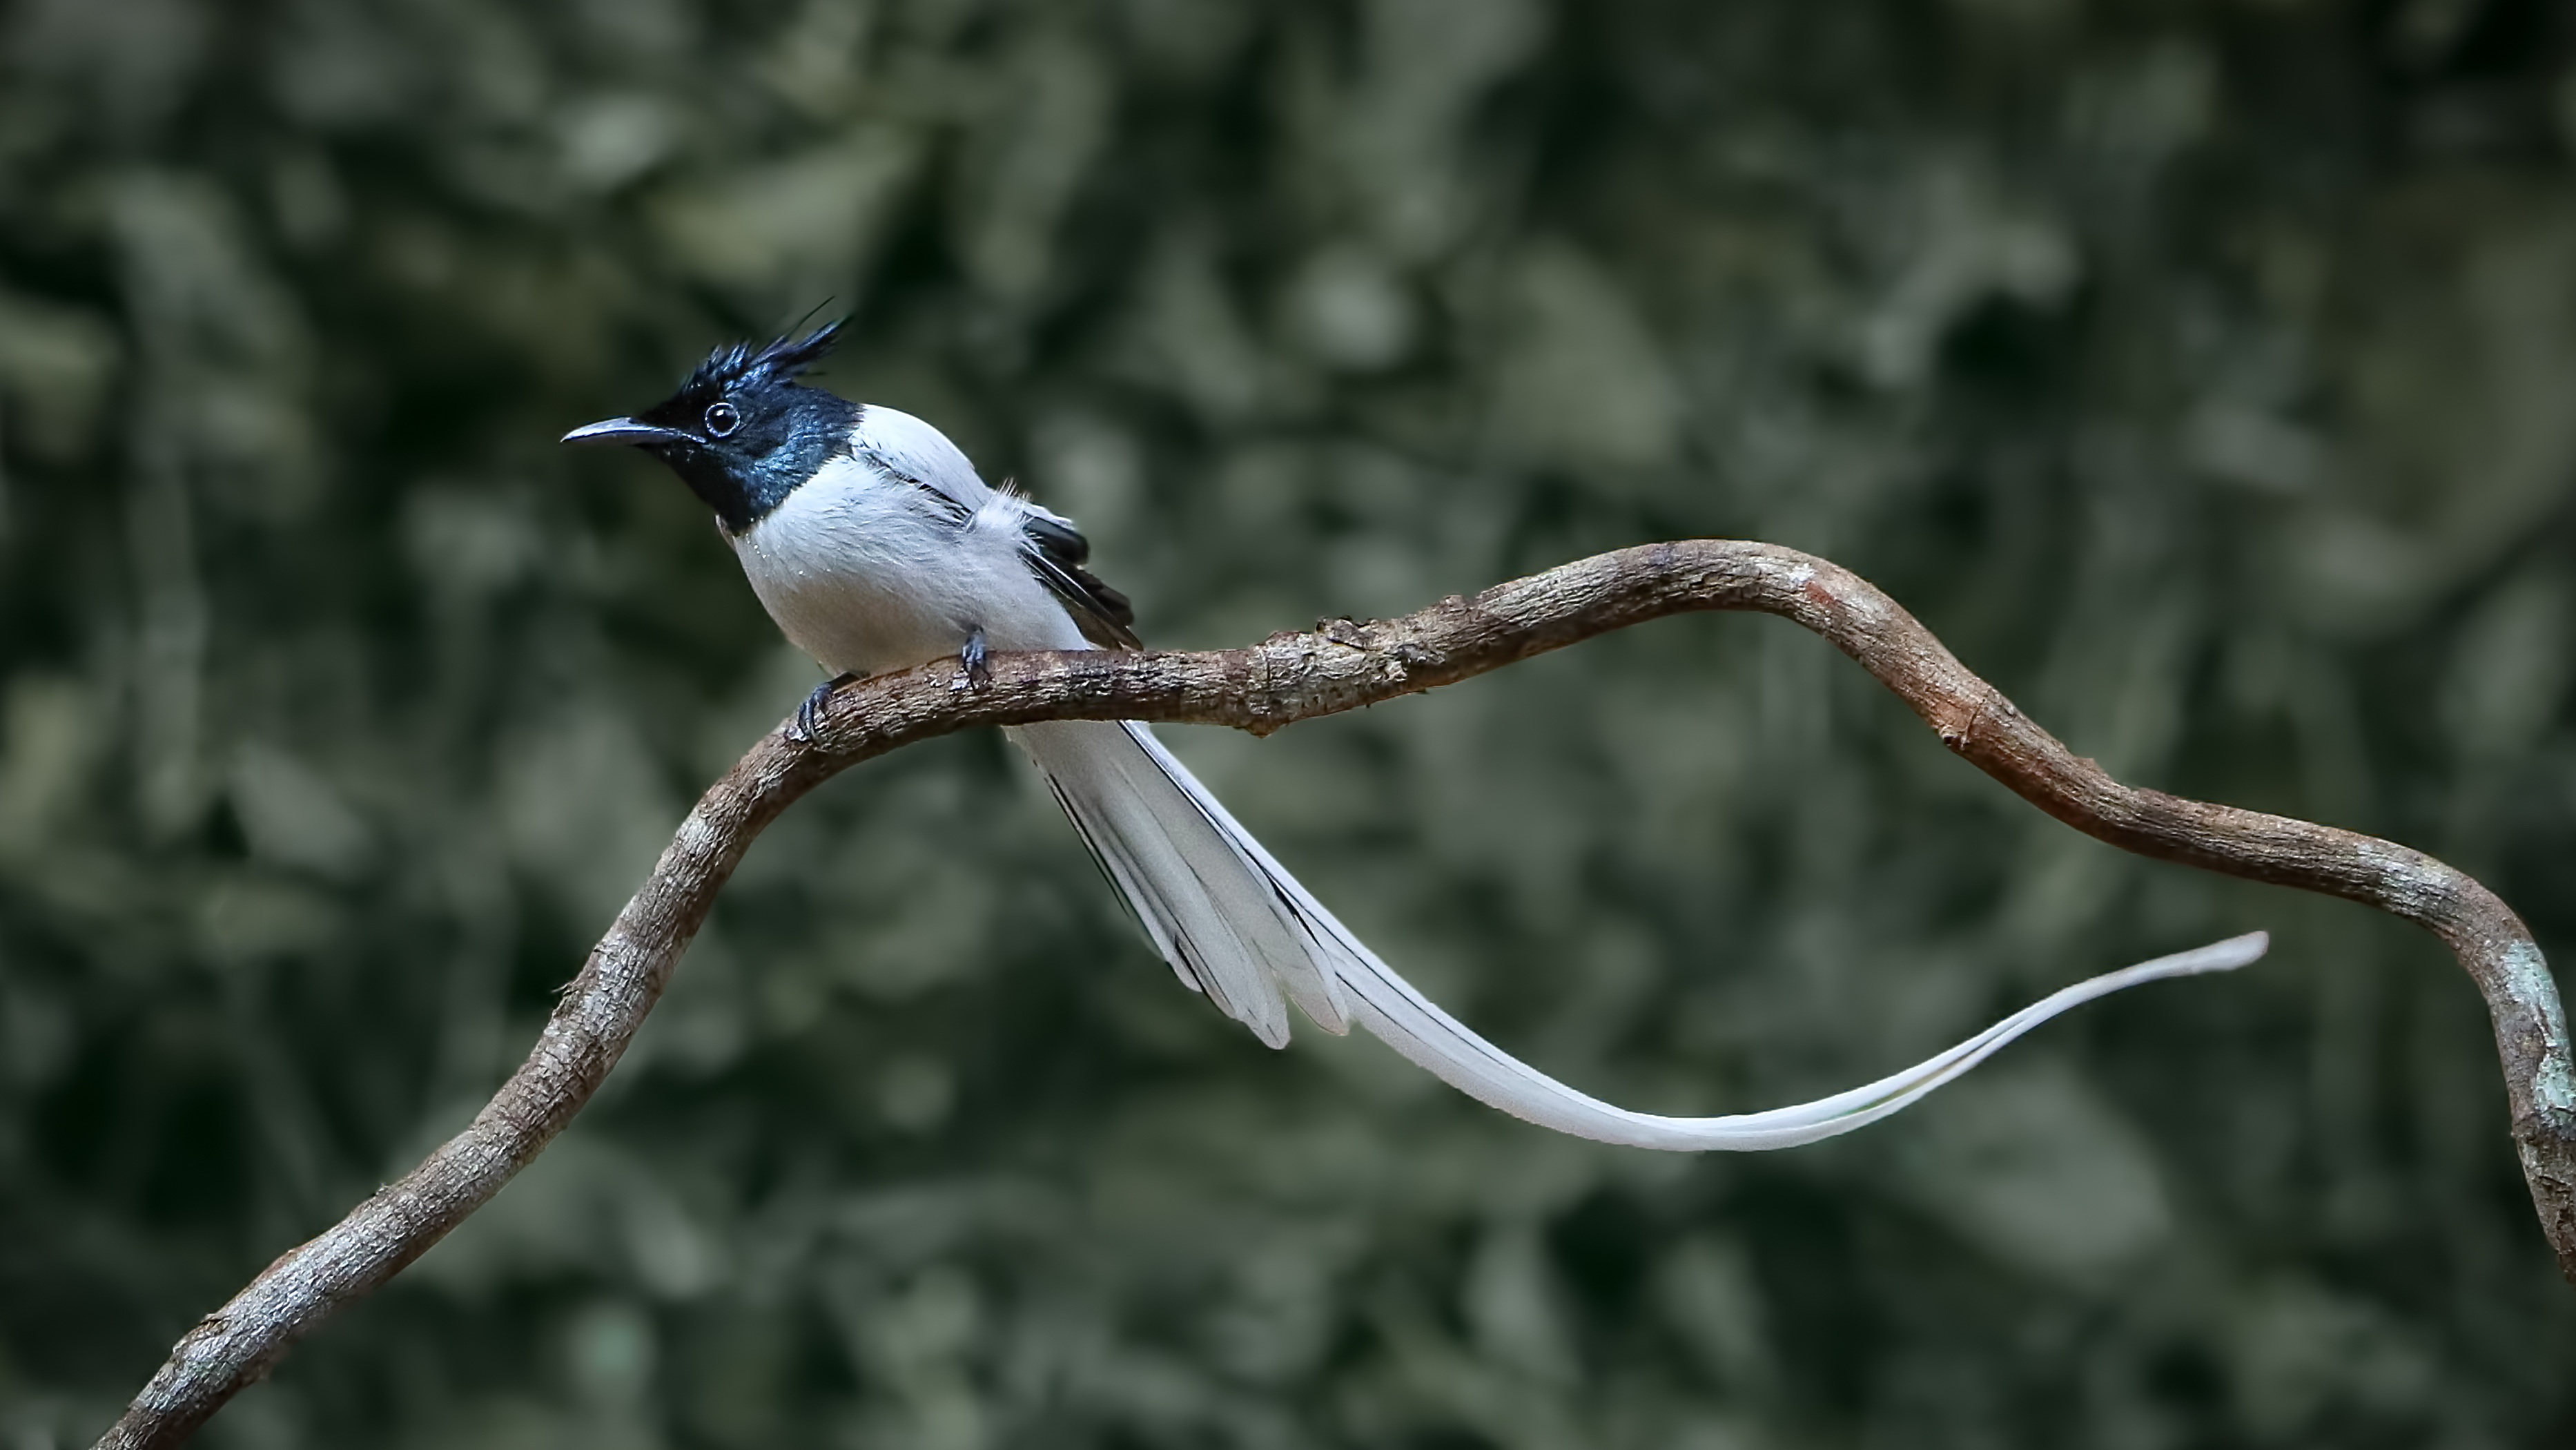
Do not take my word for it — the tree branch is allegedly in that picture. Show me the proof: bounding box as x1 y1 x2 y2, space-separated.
92 539 2576 1449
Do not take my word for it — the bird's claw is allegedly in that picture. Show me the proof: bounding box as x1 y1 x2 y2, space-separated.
954 627 991 692
788 673 859 744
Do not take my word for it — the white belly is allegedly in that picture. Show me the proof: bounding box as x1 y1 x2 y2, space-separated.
729 456 1086 677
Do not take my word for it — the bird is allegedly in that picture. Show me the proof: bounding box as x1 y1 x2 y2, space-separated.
563 320 2267 1150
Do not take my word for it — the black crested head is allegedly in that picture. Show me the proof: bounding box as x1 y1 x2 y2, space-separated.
565 319 863 534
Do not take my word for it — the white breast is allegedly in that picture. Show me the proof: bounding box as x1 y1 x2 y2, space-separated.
730 448 1087 678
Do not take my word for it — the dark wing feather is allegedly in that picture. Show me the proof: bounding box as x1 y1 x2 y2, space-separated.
1022 514 1140 649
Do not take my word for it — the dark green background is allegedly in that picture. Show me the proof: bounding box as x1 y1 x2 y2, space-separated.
6 1 2576 1445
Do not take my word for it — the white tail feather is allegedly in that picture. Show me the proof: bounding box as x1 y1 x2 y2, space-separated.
1011 719 2266 1150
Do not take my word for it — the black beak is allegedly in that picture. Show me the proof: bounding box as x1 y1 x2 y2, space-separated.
561 417 691 447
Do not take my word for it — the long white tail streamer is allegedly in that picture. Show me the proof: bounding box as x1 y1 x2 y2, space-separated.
1013 717 2267 1150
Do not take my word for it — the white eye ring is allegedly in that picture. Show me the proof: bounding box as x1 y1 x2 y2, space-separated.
704 400 741 437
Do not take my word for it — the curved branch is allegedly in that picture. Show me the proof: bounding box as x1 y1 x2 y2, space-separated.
93 539 2576 1449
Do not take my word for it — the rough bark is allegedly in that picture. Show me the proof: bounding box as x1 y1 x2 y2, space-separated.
92 539 2576 1449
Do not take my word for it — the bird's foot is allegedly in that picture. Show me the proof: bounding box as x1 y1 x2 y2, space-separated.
954 627 991 692
789 673 859 743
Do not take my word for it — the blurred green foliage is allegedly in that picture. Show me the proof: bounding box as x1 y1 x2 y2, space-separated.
6 0 2576 1446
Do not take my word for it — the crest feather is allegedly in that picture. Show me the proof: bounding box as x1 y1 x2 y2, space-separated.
685 318 845 395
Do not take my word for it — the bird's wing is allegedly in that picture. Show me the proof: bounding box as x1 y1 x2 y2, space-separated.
849 405 1140 649
1018 512 1141 650
850 405 994 519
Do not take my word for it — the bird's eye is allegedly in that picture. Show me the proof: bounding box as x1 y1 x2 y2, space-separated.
704 401 741 438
